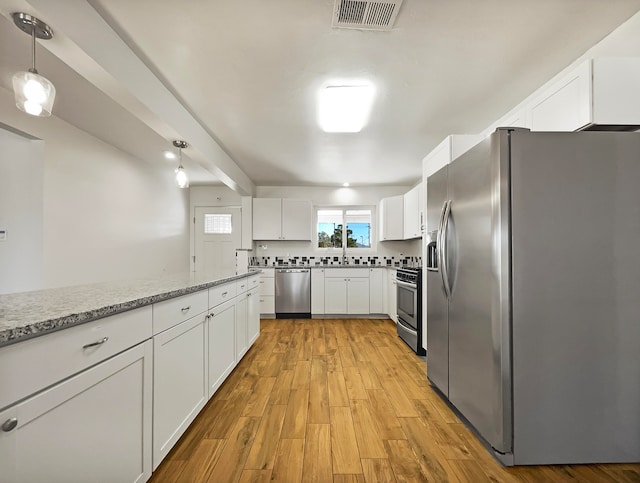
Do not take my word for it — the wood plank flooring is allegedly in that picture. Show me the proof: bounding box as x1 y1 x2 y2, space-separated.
150 318 640 482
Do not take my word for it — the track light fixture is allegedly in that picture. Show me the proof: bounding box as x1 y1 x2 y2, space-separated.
11 12 56 117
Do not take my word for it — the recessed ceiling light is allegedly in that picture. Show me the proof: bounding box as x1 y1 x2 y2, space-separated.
343 182 350 187
164 151 176 160
318 84 375 133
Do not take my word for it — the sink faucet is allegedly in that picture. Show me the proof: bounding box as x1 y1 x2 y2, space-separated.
342 244 347 265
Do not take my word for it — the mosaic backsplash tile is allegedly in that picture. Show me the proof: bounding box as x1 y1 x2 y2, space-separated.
249 255 421 268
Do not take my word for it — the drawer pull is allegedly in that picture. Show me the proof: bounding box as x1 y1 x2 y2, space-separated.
83 336 109 349
222 291 228 296
2 418 18 432
181 306 191 313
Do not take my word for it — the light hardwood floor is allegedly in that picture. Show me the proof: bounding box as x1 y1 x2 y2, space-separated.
150 318 640 482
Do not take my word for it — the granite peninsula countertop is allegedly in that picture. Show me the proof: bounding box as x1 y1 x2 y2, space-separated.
0 270 261 348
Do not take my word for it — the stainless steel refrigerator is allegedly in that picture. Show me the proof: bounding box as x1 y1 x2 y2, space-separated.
425 128 640 465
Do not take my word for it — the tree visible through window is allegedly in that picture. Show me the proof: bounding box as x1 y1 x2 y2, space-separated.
317 208 371 249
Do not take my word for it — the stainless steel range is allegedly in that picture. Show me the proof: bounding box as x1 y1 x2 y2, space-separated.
396 268 425 355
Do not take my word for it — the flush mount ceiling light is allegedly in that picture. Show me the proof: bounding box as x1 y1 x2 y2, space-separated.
172 140 189 189
318 84 375 133
11 13 56 117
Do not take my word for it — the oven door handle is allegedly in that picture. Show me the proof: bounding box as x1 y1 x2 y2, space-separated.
396 280 417 290
397 317 418 336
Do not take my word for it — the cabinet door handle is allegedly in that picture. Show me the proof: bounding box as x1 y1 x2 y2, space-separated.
181 306 191 313
222 291 228 296
2 418 18 432
83 336 109 349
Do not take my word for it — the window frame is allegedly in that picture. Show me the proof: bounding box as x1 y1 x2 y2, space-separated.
315 205 376 253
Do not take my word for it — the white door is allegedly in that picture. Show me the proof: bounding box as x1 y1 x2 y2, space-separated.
236 294 248 360
153 314 208 468
194 207 241 276
324 278 348 314
347 278 370 314
247 287 260 346
208 299 236 397
0 341 153 483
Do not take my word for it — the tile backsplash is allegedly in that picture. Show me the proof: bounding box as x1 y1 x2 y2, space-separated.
249 255 421 268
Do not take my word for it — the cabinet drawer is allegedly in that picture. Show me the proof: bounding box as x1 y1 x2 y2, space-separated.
236 279 249 295
248 274 260 290
209 282 237 309
259 268 275 278
153 290 208 334
323 268 370 278
259 277 275 296
0 306 152 410
259 295 275 314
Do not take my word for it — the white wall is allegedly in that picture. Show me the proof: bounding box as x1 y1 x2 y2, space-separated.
0 88 190 290
0 127 44 293
254 185 421 258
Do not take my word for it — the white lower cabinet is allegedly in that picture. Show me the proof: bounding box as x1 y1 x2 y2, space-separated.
324 273 370 314
347 278 370 313
208 298 236 398
311 268 325 314
153 313 208 469
387 269 398 323
236 293 249 360
247 287 260 346
369 268 384 314
0 340 153 483
324 277 348 313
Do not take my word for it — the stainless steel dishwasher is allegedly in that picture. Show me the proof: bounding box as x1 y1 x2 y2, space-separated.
275 268 311 318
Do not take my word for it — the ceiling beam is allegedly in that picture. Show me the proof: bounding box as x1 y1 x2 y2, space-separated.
1 0 255 195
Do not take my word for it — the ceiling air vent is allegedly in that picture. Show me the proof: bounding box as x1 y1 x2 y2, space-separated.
332 0 404 31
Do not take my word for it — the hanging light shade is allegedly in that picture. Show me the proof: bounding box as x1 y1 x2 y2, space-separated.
11 13 56 117
173 140 189 189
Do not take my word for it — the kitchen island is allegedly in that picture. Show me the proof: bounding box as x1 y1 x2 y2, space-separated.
0 270 261 482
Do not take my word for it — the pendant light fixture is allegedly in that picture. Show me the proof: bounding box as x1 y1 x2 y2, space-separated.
11 13 56 117
173 140 189 189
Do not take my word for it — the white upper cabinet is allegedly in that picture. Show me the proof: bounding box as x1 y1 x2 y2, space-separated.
252 198 312 240
281 199 312 240
252 198 282 240
502 57 640 133
422 134 482 179
528 60 592 132
403 184 423 239
379 195 404 241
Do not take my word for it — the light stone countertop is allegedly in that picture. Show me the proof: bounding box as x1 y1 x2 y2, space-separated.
0 270 261 348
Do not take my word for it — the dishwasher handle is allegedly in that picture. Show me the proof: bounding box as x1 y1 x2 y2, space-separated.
276 269 309 273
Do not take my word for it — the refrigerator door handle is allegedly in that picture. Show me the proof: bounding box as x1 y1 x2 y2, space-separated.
436 201 448 295
440 200 452 299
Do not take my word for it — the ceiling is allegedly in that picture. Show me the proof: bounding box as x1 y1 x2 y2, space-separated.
2 0 640 191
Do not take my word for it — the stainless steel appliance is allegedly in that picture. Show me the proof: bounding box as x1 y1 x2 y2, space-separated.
275 268 311 318
396 268 425 356
426 128 640 465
